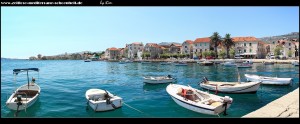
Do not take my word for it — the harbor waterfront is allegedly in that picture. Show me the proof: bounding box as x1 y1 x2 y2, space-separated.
1 59 299 117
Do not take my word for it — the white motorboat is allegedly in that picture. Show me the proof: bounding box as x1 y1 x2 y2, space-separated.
143 75 176 84
84 59 92 62
141 61 152 64
6 68 40 113
243 60 253 64
244 74 293 85
166 84 233 115
291 61 299 66
160 62 173 65
85 89 122 112
222 61 237 67
199 77 261 93
174 62 188 66
237 63 252 68
119 61 126 64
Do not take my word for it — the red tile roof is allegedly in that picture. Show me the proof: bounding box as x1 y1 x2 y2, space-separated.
132 42 142 45
194 37 210 43
232 37 258 42
108 47 119 51
184 40 194 44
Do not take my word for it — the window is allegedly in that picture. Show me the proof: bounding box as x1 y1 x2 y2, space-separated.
244 43 246 46
273 41 275 44
195 44 197 46
250 49 252 52
200 43 202 46
249 43 252 46
289 43 291 46
205 43 206 46
244 49 246 53
185 46 187 48
289 48 291 50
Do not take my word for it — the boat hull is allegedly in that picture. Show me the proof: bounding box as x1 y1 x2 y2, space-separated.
245 74 292 85
87 97 122 111
166 84 232 115
200 81 261 93
6 84 40 111
143 79 176 84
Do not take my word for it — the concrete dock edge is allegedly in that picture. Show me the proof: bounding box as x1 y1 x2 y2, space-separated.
242 88 299 118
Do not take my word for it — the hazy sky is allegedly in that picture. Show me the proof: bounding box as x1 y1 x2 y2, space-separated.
1 7 299 59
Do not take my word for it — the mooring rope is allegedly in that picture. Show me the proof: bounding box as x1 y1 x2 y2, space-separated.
123 102 152 117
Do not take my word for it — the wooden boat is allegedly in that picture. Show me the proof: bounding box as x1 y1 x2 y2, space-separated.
85 89 122 111
244 74 293 85
199 77 261 93
6 68 40 113
166 84 233 115
143 75 176 84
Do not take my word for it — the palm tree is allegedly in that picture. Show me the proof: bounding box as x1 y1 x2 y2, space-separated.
223 33 235 58
210 32 222 59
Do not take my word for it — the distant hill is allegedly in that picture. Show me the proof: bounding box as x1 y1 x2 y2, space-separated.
259 32 299 43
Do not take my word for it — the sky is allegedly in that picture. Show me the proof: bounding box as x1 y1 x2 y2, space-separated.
1 7 299 59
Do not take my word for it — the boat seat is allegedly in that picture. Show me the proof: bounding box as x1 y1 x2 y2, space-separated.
210 101 222 107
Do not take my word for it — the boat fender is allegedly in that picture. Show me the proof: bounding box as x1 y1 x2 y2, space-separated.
182 88 187 98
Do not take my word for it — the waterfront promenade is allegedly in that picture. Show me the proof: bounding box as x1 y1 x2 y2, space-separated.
132 58 299 64
243 88 299 118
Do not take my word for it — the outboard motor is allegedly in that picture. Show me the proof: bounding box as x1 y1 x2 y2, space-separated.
222 96 232 116
167 75 172 78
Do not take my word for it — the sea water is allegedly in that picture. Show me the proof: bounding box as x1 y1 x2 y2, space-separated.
1 59 299 117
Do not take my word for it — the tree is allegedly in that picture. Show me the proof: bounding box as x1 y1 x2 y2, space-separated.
37 54 42 60
229 48 235 59
288 50 292 57
202 51 208 58
223 33 235 58
219 50 226 59
210 32 222 59
274 46 283 57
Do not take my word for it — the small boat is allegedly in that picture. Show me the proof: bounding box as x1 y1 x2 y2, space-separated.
174 61 188 66
160 62 172 65
262 61 274 65
84 59 92 62
243 60 253 64
199 60 214 66
291 61 299 66
237 63 252 68
166 84 233 115
244 74 293 85
143 75 176 84
85 89 122 111
199 77 261 93
222 61 237 67
6 68 40 113
119 61 126 64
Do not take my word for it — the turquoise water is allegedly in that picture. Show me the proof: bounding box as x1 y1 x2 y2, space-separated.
1 59 299 118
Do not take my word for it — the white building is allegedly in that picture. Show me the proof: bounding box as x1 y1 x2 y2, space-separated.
127 42 144 59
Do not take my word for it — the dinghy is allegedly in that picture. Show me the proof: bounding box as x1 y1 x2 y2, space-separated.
85 89 122 111
291 61 299 66
244 74 292 85
166 84 233 115
199 77 261 93
6 68 40 113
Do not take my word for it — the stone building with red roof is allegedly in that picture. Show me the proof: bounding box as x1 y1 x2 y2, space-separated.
144 43 163 59
105 47 120 60
232 37 266 59
193 37 211 58
181 40 194 59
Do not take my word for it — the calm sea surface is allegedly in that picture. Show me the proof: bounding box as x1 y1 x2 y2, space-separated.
1 59 299 118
